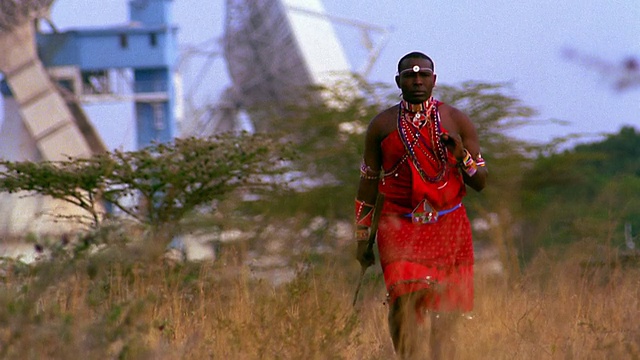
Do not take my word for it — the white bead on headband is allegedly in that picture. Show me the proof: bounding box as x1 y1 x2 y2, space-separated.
397 66 434 76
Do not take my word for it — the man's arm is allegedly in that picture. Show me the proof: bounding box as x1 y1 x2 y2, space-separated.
356 117 383 204
354 115 384 268
454 108 487 192
441 107 487 192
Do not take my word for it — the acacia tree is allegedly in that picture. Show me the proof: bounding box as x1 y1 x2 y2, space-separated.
0 155 110 227
0 132 293 235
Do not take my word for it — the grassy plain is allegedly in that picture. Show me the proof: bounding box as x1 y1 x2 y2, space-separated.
0 233 638 359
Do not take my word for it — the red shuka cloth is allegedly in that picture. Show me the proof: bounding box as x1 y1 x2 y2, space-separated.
377 102 474 312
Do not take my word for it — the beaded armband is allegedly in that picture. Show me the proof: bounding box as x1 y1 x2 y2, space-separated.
459 149 478 177
355 198 375 241
360 160 381 180
355 199 374 227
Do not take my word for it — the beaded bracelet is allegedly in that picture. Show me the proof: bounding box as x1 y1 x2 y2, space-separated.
355 227 370 241
459 149 478 177
476 154 486 167
460 149 473 167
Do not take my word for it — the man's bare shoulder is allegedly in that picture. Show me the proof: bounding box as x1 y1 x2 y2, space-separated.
368 104 399 139
439 102 473 125
370 104 399 124
438 102 464 117
438 101 479 142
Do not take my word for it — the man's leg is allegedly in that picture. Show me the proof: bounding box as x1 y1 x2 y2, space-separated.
429 312 459 360
388 290 430 359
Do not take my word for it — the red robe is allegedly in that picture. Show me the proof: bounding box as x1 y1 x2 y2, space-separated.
377 100 474 312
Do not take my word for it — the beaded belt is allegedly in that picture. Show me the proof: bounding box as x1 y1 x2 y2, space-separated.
403 202 462 224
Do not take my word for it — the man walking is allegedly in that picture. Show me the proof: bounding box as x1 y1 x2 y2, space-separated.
354 51 488 359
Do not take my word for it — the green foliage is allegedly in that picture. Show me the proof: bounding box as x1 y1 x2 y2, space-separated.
0 132 293 231
102 133 293 228
521 126 640 252
573 126 640 176
0 155 111 225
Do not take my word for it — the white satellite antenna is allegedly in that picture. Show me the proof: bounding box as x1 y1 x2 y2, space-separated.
0 0 106 234
179 0 390 136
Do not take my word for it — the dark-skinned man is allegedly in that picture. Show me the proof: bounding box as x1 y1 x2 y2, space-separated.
354 51 487 359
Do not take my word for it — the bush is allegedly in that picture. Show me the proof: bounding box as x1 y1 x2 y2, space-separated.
0 132 294 233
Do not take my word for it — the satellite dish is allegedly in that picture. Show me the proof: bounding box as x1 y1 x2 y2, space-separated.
0 0 106 235
180 0 390 136
223 0 350 126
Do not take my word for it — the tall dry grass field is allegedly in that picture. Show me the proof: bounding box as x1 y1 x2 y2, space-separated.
0 238 638 359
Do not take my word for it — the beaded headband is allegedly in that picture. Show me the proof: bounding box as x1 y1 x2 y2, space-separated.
397 65 434 77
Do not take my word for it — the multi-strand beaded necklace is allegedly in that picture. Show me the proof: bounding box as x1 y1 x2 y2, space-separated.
394 98 448 183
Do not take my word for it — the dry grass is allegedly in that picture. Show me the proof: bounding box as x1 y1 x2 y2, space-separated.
461 243 640 360
0 238 638 359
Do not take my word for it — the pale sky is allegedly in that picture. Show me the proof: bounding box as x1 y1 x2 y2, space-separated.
7 0 640 148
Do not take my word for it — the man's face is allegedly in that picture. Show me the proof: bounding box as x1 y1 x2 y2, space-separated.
395 57 436 104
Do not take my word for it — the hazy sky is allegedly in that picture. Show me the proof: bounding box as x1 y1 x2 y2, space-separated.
38 0 640 146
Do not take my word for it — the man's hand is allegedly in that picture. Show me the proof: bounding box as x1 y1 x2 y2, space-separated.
440 132 465 161
356 240 375 269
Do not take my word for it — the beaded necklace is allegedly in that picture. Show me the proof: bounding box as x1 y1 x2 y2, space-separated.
396 98 448 183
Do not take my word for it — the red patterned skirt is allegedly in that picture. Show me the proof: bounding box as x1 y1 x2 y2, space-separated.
377 206 474 312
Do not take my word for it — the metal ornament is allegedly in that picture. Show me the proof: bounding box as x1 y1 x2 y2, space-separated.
411 199 438 224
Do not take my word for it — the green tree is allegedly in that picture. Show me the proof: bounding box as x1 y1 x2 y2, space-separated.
0 132 293 237
521 126 640 252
